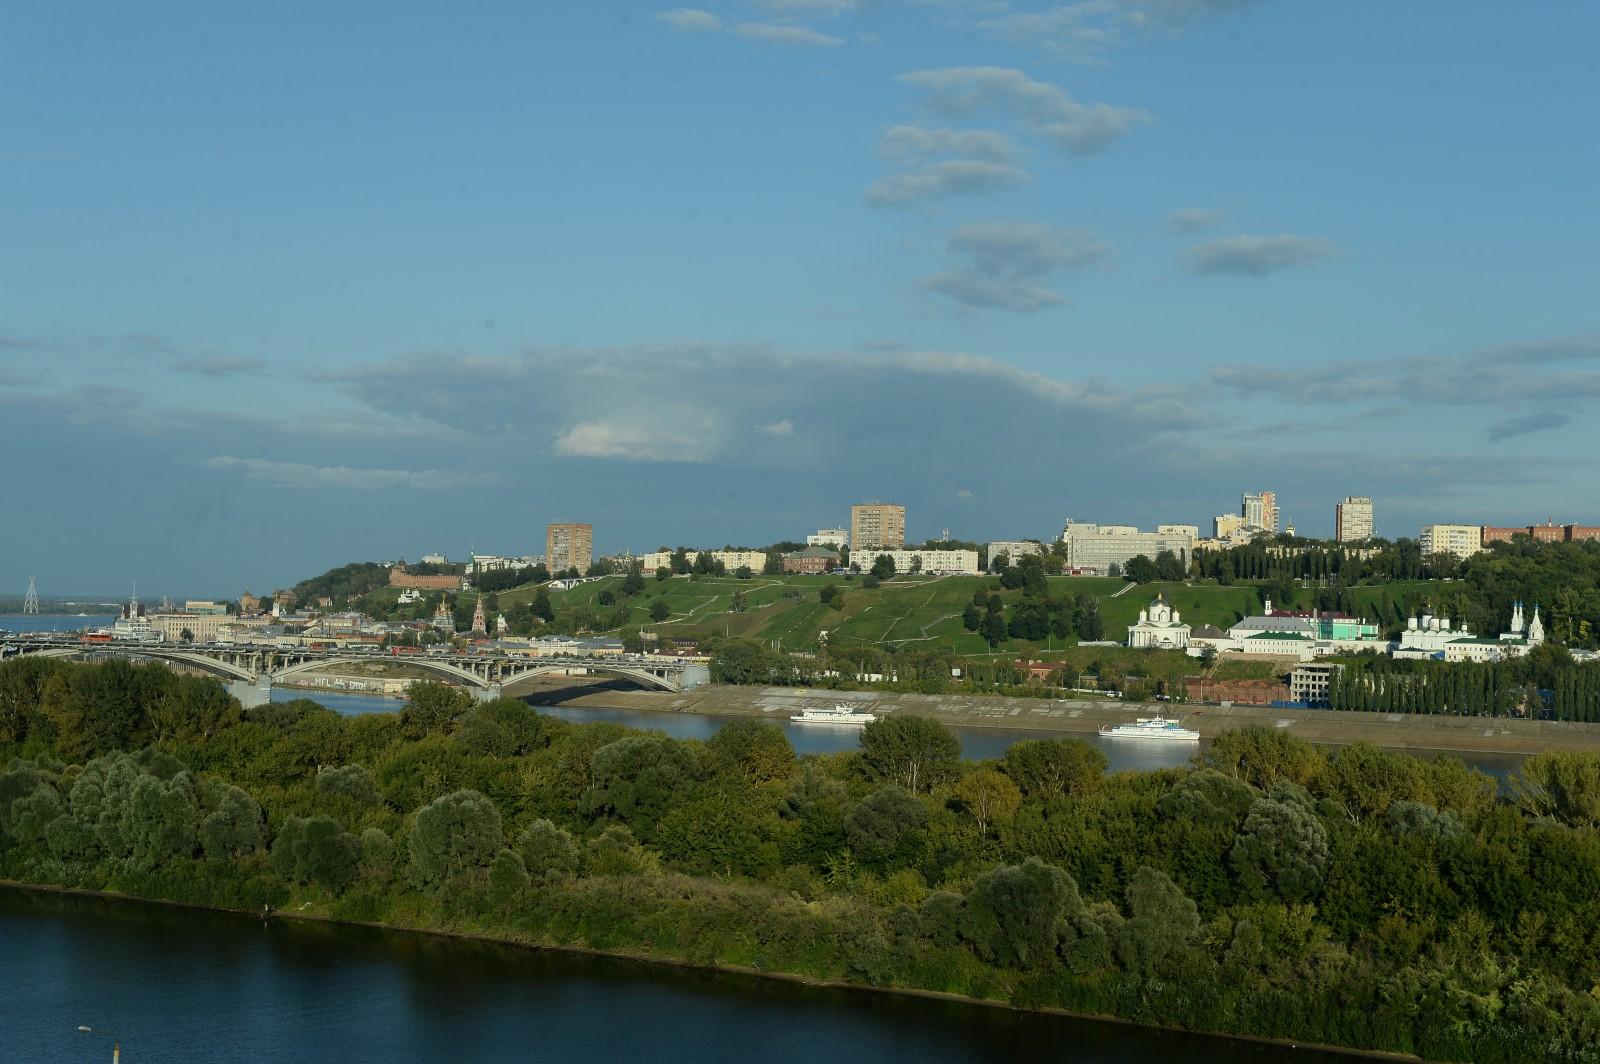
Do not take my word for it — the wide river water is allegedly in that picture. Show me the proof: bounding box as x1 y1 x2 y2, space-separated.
0 889 1356 1063
274 688 1530 782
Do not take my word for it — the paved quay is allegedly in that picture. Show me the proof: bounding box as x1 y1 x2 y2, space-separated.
542 685 1600 757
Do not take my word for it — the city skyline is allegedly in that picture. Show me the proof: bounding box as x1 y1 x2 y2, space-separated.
4 3 1599 591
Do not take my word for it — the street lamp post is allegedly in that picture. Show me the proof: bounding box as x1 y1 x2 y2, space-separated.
77 1025 122 1063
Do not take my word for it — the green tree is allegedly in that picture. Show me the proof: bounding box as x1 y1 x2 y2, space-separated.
705 719 795 784
487 848 531 904
400 682 474 738
199 782 265 858
409 789 505 887
1230 788 1330 903
844 785 927 861
1124 555 1158 584
457 698 545 757
710 638 772 685
515 819 581 880
272 815 361 891
961 857 1082 969
1116 866 1201 977
952 769 1021 835
649 600 672 623
870 554 897 579
582 735 701 834
1003 739 1107 802
859 715 961 793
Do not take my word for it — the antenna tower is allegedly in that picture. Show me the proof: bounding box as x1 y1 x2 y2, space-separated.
23 577 39 615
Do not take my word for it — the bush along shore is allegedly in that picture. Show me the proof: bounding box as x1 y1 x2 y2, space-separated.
4 657 1600 1062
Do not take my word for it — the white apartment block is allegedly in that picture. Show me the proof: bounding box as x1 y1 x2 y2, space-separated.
1335 497 1374 542
807 529 850 549
1419 523 1483 560
1058 520 1197 574
638 551 676 572
712 550 769 572
986 541 1044 569
852 548 979 575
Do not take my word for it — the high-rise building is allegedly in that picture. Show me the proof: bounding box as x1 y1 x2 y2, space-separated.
1213 514 1243 539
1419 523 1483 560
1242 491 1278 533
546 523 594 574
1335 496 1374 542
851 503 905 551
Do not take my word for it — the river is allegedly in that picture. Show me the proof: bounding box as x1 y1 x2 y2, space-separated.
0 889 1354 1063
271 689 1530 782
0 613 117 634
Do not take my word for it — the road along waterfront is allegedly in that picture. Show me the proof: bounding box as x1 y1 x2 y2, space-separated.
1 887 1371 1063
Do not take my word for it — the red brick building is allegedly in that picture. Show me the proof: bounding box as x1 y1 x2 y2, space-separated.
1483 523 1600 545
1185 676 1288 705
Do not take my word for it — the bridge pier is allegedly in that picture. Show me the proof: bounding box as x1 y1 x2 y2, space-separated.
229 677 273 709
680 664 709 691
472 682 504 703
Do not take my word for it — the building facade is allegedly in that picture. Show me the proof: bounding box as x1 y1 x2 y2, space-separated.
851 548 978 575
851 503 906 550
1127 595 1191 649
711 550 769 572
986 540 1044 570
1482 522 1600 544
1242 491 1278 533
546 523 594 574
783 546 840 574
1419 523 1483 560
1335 496 1374 542
1058 520 1196 574
807 529 850 549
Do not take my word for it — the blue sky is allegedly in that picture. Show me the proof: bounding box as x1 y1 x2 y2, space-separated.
3 0 1598 595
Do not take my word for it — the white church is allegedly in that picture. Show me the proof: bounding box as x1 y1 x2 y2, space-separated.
1127 594 1192 650
1393 601 1545 662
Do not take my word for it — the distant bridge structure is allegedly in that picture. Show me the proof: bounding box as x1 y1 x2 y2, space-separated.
0 636 706 706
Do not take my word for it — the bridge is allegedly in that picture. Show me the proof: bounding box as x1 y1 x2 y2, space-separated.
0 636 708 706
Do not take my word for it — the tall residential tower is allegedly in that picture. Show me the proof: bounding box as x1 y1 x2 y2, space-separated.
850 503 905 551
546 523 594 574
1336 496 1374 542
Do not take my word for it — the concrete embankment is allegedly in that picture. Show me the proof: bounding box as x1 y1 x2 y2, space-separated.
539 685 1600 757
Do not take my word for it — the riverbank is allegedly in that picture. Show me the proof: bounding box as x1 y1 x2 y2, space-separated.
0 880 1416 1062
532 684 1600 757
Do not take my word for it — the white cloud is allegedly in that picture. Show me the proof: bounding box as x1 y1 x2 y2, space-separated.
878 125 1020 165
1165 207 1224 234
553 418 718 462
899 66 1147 154
1123 0 1266 30
865 159 1029 206
760 419 796 436
921 221 1111 311
976 4 1122 63
656 8 723 32
1183 233 1334 276
206 455 483 491
734 22 844 46
754 0 856 14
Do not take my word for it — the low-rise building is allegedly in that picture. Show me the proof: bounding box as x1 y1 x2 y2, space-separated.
783 546 840 574
148 611 231 642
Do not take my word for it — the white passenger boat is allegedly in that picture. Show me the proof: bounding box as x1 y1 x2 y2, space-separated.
1098 714 1200 741
791 704 877 726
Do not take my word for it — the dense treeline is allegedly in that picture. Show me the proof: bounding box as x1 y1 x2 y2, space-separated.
1323 649 1600 721
5 657 1600 1061
290 562 396 606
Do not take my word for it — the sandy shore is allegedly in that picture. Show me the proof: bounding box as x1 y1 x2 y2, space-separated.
534 684 1600 757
